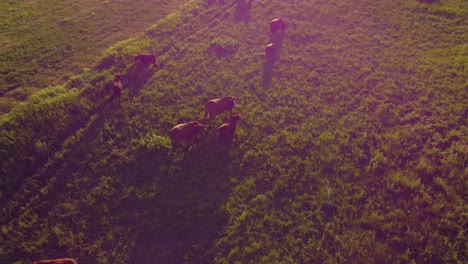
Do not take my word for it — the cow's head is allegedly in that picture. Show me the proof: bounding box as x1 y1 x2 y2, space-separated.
232 97 240 107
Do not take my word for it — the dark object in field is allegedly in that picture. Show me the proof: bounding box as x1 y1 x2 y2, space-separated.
33 258 77 264
204 96 240 121
134 54 156 66
219 114 241 143
169 121 205 149
265 43 276 60
113 74 123 98
270 18 286 34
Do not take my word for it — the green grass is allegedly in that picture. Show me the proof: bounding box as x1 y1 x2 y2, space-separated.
0 0 467 263
0 0 190 112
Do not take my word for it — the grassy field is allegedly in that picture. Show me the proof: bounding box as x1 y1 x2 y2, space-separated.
0 0 467 263
0 0 189 113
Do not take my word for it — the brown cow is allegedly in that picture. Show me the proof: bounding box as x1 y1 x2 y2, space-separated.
169 121 205 149
33 258 77 264
219 114 241 143
113 74 123 98
204 96 240 121
265 43 276 59
134 54 156 66
270 18 286 34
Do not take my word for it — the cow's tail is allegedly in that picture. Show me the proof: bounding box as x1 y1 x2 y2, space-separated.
169 131 177 150
204 103 210 121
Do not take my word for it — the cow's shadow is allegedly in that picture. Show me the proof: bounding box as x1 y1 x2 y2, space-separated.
94 55 128 72
124 64 157 97
234 0 252 23
269 31 286 44
262 33 285 88
128 140 233 263
95 56 115 71
262 60 274 88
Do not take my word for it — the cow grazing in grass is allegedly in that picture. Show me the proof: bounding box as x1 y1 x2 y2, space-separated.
219 114 241 143
265 43 276 59
169 121 205 149
134 54 156 66
33 258 77 264
270 18 286 34
204 96 239 121
113 74 123 98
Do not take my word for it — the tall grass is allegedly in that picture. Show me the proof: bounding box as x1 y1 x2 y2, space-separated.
0 0 467 263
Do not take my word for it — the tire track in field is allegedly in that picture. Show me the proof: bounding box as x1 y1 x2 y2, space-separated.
149 0 241 68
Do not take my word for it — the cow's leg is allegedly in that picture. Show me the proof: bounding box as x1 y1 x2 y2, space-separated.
171 138 177 150
184 142 190 152
219 132 225 143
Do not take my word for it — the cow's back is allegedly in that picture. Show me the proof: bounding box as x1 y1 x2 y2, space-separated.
205 99 220 111
171 122 201 139
219 123 230 134
169 123 185 139
211 97 233 111
270 18 285 32
33 258 77 264
266 43 275 58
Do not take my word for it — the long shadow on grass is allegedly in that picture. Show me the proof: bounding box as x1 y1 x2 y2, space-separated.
262 60 274 88
262 33 285 88
124 64 157 97
128 141 232 263
0 96 130 262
